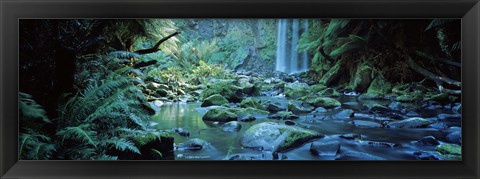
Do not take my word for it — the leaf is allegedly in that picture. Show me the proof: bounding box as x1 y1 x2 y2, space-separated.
106 138 141 154
57 124 97 147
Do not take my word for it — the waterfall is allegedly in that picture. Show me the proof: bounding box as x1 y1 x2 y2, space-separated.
275 19 309 74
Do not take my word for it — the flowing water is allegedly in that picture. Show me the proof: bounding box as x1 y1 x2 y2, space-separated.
275 19 309 74
151 96 460 160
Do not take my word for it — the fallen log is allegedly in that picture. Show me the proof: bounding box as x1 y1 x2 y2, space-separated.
405 53 461 95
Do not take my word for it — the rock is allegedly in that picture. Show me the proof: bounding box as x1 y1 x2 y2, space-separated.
240 98 264 110
266 102 287 113
177 138 213 151
359 140 399 148
201 94 229 107
388 102 405 111
268 111 299 120
405 111 421 117
310 107 328 114
351 120 383 128
364 75 392 97
353 113 393 121
319 59 345 86
452 103 461 114
340 133 362 140
302 97 341 109
342 101 360 109
446 131 461 144
385 117 433 128
352 62 374 92
436 143 461 155
240 122 324 152
202 108 237 122
288 101 313 115
284 82 310 99
176 89 186 96
221 121 242 132
427 122 448 130
153 88 169 97
146 82 161 90
238 114 256 122
284 120 296 125
414 136 440 146
413 151 443 160
174 128 190 137
317 88 340 97
446 126 461 133
336 151 386 160
202 80 244 103
334 109 354 120
229 107 269 117
227 152 274 160
437 113 461 121
310 141 341 156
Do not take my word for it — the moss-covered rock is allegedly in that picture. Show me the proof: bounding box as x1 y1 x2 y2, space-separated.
227 107 269 116
319 59 345 86
202 80 244 103
352 62 374 92
436 143 462 156
201 94 229 107
202 108 237 122
364 75 392 98
240 122 324 152
385 117 433 128
317 88 340 97
288 101 314 115
240 98 265 110
284 82 310 99
302 96 341 109
308 84 327 92
268 111 299 120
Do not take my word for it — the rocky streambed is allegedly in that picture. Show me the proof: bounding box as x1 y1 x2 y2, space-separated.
146 72 462 160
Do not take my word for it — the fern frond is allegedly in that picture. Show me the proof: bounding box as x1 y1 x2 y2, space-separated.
106 137 141 154
425 19 455 31
19 92 50 123
57 124 97 147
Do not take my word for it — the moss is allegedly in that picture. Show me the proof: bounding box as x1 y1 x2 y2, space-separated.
228 107 269 116
201 94 229 107
317 88 340 97
319 59 345 86
352 62 374 92
277 128 321 152
436 143 462 155
365 75 392 97
308 84 327 92
132 131 174 147
285 88 310 99
302 96 341 108
395 90 423 102
425 92 457 103
240 98 264 110
202 80 244 103
202 108 237 122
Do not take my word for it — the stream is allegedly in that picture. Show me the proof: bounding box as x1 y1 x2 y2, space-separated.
151 95 460 160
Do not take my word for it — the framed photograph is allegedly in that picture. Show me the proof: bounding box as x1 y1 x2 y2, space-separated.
1 0 479 178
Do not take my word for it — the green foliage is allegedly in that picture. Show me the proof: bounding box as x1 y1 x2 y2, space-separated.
19 92 50 123
57 124 98 147
104 137 141 154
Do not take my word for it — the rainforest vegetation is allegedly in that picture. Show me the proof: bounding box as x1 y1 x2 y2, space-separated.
19 19 461 160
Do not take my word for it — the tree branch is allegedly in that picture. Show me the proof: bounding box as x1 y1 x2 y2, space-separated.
414 50 461 68
134 31 180 55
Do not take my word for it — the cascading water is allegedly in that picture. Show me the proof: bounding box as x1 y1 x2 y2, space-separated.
275 19 309 74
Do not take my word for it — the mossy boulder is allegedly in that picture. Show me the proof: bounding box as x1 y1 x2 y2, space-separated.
284 82 310 99
302 96 341 109
308 84 327 92
288 101 314 114
227 107 269 117
385 117 433 128
319 59 345 86
202 108 237 122
268 111 299 120
363 75 392 98
201 94 229 107
240 122 324 152
436 143 461 156
317 88 340 97
240 98 265 110
202 80 244 103
352 63 374 92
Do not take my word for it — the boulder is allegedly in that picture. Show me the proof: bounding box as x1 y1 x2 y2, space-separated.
445 131 461 144
202 108 237 122
340 133 363 140
240 98 264 110
302 97 341 109
240 122 324 152
202 80 244 103
284 82 310 99
352 62 374 92
436 143 461 155
414 136 440 146
385 117 433 128
310 141 341 156
177 138 213 151
334 109 354 120
268 111 299 120
288 101 314 115
201 94 229 107
221 121 242 132
413 151 443 160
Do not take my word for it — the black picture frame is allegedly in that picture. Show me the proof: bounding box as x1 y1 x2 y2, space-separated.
1 0 479 178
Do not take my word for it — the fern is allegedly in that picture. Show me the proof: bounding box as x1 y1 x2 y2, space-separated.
425 19 455 31
105 137 141 154
19 92 50 123
57 124 98 147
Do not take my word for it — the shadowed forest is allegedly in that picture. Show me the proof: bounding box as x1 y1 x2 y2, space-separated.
20 19 461 160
